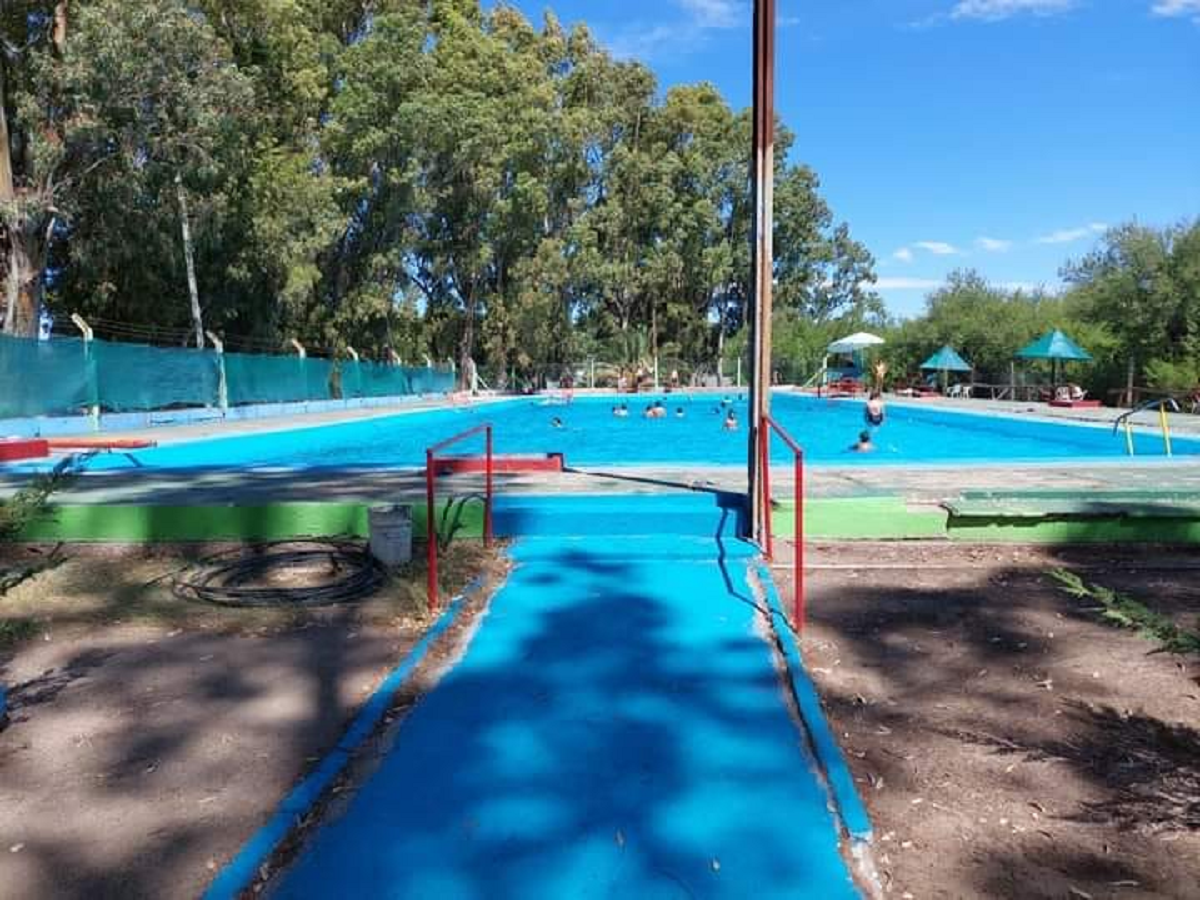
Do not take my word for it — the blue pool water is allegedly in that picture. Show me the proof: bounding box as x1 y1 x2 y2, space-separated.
72 393 1200 470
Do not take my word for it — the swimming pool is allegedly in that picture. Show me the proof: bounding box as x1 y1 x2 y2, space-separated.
66 393 1200 471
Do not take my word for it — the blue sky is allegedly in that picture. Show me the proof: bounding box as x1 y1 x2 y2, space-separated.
503 0 1200 317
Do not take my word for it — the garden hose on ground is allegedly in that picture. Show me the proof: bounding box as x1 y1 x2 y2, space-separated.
172 540 384 608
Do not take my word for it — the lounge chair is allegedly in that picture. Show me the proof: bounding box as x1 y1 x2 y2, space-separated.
1048 384 1102 408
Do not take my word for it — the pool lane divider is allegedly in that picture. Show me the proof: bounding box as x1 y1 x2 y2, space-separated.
202 578 483 900
752 559 874 843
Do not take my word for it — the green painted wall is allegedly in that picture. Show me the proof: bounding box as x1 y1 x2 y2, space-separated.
772 497 948 540
11 500 484 543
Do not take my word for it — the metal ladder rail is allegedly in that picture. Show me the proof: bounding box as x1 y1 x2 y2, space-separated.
1113 397 1181 457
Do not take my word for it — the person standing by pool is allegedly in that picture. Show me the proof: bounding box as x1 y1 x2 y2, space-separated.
865 391 885 428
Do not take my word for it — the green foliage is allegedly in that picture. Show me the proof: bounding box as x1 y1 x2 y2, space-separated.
3 0 878 377
0 457 79 541
881 220 1200 399
1051 569 1200 655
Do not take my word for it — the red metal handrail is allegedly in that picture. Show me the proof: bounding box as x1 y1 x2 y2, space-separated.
425 423 494 612
759 414 805 631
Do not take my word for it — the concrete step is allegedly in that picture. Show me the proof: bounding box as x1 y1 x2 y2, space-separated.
493 492 746 540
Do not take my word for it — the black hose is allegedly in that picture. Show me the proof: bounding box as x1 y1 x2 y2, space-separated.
172 540 384 608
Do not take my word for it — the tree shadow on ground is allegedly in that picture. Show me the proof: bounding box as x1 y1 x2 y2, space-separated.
787 544 1200 898
270 538 855 900
0 539 498 900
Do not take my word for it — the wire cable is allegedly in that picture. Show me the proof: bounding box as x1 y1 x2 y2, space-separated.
172 541 384 608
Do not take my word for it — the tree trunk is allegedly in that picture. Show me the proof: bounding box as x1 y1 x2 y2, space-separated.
1 58 17 334
175 174 204 348
53 2 69 54
458 280 477 389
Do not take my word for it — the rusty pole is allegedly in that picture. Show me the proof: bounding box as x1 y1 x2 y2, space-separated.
748 0 776 545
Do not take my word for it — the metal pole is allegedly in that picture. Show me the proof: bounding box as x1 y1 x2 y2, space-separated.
426 448 438 613
748 0 776 545
760 418 773 560
485 425 494 546
795 449 805 631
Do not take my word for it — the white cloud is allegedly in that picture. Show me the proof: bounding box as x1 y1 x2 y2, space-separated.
914 241 961 255
609 0 744 60
950 0 1078 21
893 247 915 262
977 236 1013 252
1035 222 1107 244
876 277 945 291
1152 0 1200 20
677 0 744 29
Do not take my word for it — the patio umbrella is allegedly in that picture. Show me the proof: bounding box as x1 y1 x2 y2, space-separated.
920 345 972 391
827 332 885 354
1015 329 1092 387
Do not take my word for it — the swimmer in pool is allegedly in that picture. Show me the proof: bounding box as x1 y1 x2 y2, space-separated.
850 430 875 453
675 407 685 418
612 404 629 418
551 417 564 429
865 391 885 428
723 410 739 431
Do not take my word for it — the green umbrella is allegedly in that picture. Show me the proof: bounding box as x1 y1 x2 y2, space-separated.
1015 330 1093 362
920 345 972 393
1015 329 1092 389
920 345 972 373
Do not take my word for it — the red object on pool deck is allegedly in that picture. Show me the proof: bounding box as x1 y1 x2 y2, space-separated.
1049 399 1103 409
425 424 496 614
0 439 50 461
758 414 806 633
45 438 157 450
436 453 563 475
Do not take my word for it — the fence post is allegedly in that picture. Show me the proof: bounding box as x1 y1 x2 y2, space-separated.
205 330 228 413
70 314 100 429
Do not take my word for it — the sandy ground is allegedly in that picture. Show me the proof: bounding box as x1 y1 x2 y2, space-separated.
0 543 506 900
774 542 1200 900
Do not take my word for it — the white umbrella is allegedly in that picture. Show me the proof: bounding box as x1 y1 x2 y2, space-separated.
827 332 885 354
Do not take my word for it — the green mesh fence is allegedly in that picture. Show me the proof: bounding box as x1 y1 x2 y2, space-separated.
0 334 97 417
94 341 222 411
0 334 452 420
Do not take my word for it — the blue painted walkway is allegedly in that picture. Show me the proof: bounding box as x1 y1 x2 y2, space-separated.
274 495 858 899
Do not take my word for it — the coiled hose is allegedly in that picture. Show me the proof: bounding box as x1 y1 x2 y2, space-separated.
172 541 384 608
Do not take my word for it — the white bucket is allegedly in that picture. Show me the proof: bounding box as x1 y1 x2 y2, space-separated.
368 504 413 567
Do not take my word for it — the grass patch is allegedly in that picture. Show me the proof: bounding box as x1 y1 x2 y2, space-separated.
1051 569 1200 655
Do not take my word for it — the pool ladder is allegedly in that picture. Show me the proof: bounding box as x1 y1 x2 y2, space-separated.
1113 397 1180 457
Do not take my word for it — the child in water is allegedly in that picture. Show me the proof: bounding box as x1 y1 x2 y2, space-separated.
723 409 739 431
850 430 875 453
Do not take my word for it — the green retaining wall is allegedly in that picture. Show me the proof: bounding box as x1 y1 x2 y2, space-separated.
771 497 948 540
10 500 483 543
9 495 1200 545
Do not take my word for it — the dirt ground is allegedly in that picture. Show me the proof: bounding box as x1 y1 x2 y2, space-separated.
776 542 1200 900
0 542 506 900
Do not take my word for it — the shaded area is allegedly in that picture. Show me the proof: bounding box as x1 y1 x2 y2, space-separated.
273 534 856 899
774 541 1200 899
0 544 498 899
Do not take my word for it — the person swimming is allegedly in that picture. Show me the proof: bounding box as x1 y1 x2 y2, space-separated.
850 430 875 453
612 404 629 418
723 409 739 431
675 407 685 418
551 416 564 429
865 391 885 427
